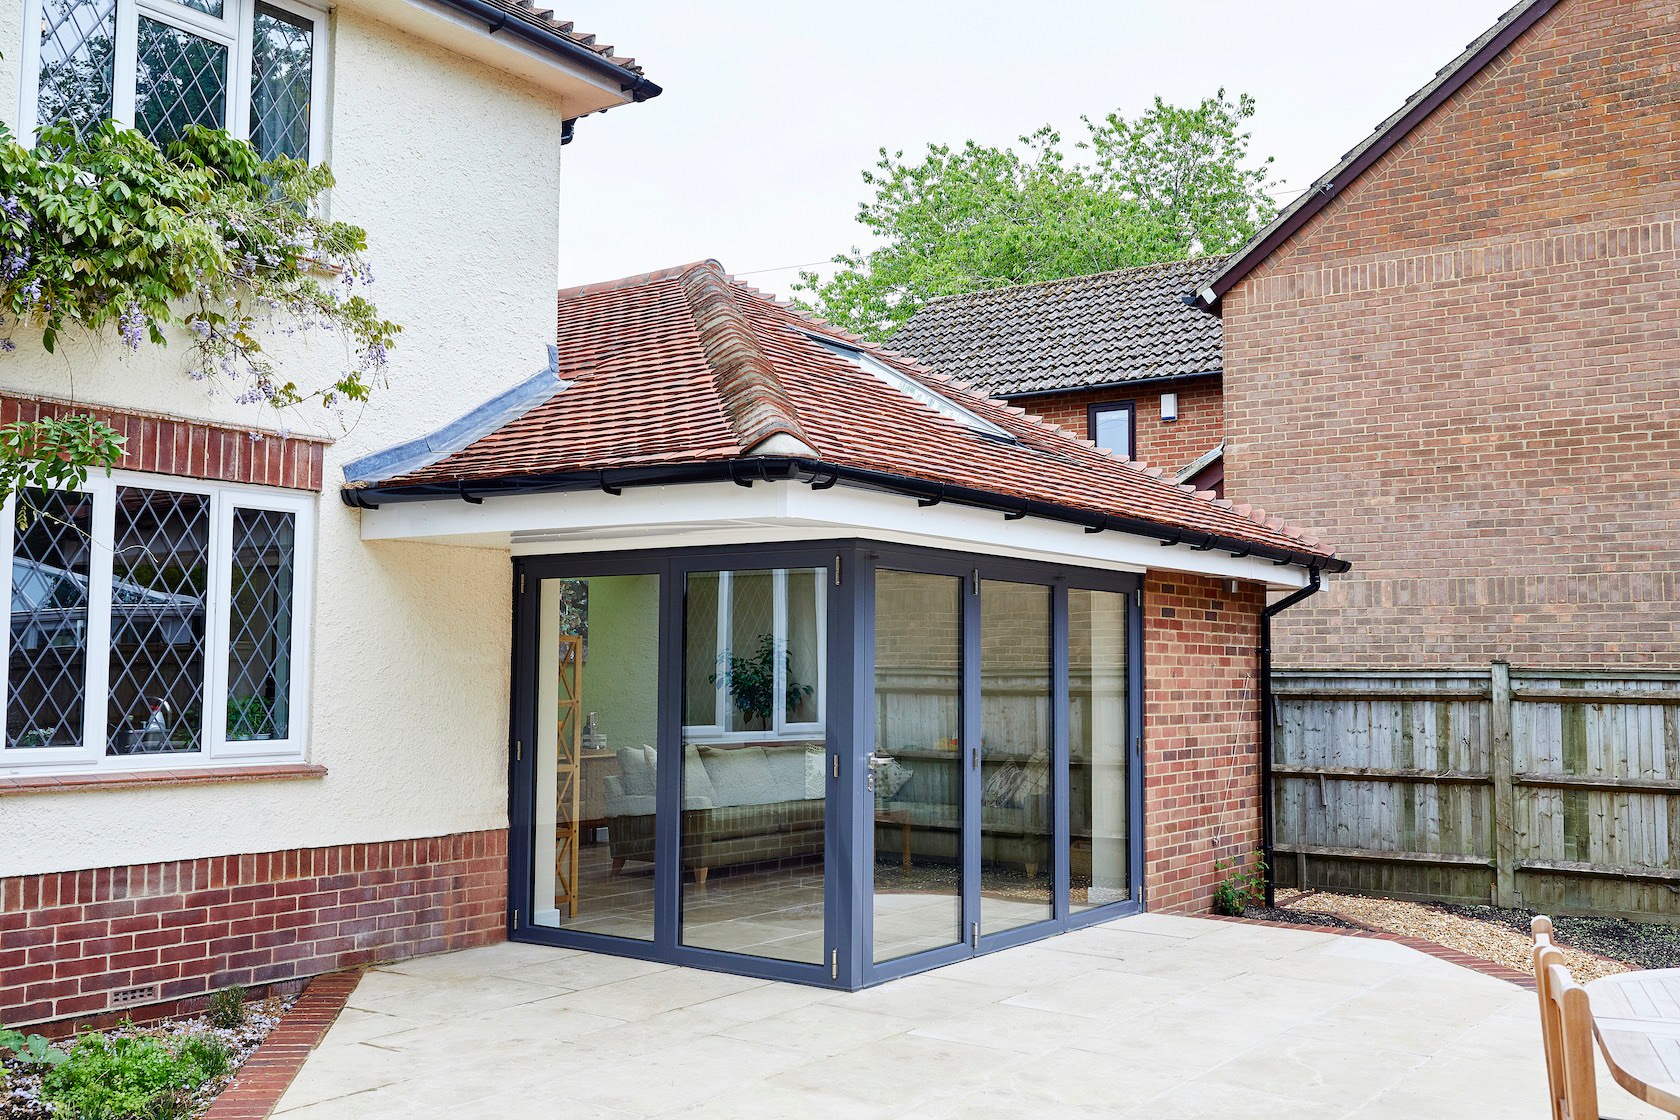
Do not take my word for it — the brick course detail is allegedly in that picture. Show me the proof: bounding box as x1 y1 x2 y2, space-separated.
1 393 327 492
1142 571 1265 913
0 830 505 1028
1011 377 1224 481
1221 0 1680 670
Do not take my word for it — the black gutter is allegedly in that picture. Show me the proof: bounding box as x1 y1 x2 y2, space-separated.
1258 569 1323 907
1197 0 1559 312
341 456 1351 574
995 368 1221 402
434 0 662 101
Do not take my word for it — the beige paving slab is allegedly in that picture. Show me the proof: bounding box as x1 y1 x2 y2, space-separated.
276 915 1637 1120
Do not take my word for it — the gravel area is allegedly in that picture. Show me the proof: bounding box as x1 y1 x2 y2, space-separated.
1273 890 1632 982
0 994 292 1120
1243 904 1366 931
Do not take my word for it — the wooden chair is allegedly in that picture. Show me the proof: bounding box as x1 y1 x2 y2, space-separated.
1533 916 1623 1120
1534 916 1567 1120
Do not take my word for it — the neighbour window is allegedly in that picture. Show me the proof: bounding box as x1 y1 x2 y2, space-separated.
1088 401 1136 460
1 474 313 771
26 0 325 161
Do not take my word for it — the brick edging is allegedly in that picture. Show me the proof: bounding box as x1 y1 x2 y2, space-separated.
203 970 360 1120
1204 913 1538 989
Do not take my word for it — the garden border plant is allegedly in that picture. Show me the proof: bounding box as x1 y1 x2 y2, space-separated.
0 114 399 505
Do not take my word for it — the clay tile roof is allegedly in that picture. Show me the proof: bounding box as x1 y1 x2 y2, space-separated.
887 256 1227 399
475 2 646 74
358 260 1344 569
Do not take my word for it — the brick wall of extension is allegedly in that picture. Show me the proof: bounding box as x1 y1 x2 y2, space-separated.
1140 571 1264 913
0 831 506 1029
1010 377 1224 482
1221 0 1680 670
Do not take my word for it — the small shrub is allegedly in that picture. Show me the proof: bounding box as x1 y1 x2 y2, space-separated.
41 1030 231 1120
1212 852 1267 916
206 985 247 1031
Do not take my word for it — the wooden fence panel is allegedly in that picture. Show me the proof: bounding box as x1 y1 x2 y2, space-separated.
1270 665 1680 920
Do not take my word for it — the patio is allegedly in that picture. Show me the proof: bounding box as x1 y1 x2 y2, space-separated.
272 914 1664 1119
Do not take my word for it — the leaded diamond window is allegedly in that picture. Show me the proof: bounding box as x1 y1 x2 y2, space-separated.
7 490 94 750
1 475 312 773
135 17 229 145
36 0 117 138
26 0 323 160
107 487 209 755
250 3 313 162
227 507 294 741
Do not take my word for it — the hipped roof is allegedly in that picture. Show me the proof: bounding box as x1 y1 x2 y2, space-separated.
344 261 1345 571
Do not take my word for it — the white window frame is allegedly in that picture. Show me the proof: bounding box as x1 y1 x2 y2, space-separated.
17 0 328 162
684 568 827 744
0 470 315 774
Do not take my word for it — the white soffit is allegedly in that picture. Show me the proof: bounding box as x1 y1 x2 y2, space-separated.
356 480 1314 589
344 0 634 113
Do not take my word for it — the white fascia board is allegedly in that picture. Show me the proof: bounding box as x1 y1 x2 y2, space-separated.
342 0 633 113
357 480 1314 589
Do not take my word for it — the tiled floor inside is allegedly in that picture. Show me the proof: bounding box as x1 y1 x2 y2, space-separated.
274 913 1666 1119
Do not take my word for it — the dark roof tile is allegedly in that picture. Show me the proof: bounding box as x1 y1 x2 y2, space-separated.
886 256 1227 398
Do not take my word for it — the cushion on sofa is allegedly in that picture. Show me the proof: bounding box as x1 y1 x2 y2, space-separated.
762 743 811 802
617 745 654 797
699 745 778 807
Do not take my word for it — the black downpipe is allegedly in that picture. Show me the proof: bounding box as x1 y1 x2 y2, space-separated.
1259 569 1321 907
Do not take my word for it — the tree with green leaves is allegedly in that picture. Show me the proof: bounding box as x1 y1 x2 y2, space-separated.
794 90 1277 340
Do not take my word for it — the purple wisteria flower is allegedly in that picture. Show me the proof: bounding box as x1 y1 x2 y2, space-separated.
117 304 145 351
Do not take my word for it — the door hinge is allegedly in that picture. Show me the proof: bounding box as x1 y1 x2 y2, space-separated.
831 949 838 980
516 740 523 762
970 922 978 949
519 572 526 594
971 746 979 770
512 909 520 927
832 753 840 779
834 554 841 586
971 568 980 596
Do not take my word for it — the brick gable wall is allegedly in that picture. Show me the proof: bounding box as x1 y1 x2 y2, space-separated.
0 831 506 1028
1009 377 1224 481
1142 571 1264 912
1222 0 1680 669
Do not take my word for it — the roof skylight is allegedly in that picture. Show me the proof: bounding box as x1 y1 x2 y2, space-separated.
805 334 1018 443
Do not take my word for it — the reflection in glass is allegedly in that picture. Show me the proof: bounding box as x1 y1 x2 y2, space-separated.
250 3 313 161
226 508 295 741
107 487 209 755
7 490 94 750
135 18 228 147
36 0 116 137
979 580 1053 935
533 575 660 941
1070 589 1130 910
871 570 963 963
680 568 827 964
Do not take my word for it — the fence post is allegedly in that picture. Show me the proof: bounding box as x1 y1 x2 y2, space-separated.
1490 659 1518 908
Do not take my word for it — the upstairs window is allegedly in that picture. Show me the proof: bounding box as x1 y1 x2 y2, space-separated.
2 474 314 772
1089 401 1136 460
25 0 325 161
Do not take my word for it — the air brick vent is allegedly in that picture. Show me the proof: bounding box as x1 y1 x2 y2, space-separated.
109 984 159 1009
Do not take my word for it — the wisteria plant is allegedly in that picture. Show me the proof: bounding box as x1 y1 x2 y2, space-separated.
0 117 399 500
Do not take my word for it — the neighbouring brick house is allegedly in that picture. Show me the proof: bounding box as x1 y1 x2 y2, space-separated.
1194 0 1680 672
1184 0 1680 916
890 257 1229 494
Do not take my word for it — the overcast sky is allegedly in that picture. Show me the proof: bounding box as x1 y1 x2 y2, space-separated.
554 2 1514 298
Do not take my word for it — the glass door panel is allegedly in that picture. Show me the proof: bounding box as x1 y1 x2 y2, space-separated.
532 574 660 941
680 568 827 964
1070 589 1131 910
871 570 965 963
979 580 1053 936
